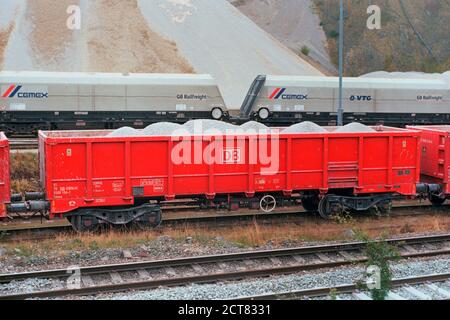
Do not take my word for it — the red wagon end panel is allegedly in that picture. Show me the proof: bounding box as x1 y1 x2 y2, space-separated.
288 132 419 195
407 125 450 194
0 133 10 218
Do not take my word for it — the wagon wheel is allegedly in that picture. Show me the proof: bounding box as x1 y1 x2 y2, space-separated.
132 210 163 230
429 194 446 206
69 215 100 233
370 199 392 217
301 195 320 212
318 195 342 219
259 195 277 213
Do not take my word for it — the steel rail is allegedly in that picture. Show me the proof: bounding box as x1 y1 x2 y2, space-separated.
1 250 448 300
237 273 450 300
0 234 449 300
1 233 449 283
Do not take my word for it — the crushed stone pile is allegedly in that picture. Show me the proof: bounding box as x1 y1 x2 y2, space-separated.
240 121 270 132
183 119 238 134
282 121 327 134
107 126 143 137
142 122 183 136
333 122 375 133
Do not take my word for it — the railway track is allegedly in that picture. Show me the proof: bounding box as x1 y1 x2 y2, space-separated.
0 201 448 241
238 272 450 300
9 139 38 150
0 233 449 300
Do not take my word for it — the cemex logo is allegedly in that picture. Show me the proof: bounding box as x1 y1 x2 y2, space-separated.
268 88 308 100
2 85 48 98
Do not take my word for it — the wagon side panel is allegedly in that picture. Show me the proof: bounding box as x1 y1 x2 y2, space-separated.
0 133 10 218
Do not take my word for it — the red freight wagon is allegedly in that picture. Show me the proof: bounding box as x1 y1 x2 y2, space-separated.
0 132 10 219
407 125 450 205
39 126 421 231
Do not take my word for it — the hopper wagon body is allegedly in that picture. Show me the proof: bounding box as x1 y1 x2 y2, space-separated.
240 75 450 126
0 71 227 135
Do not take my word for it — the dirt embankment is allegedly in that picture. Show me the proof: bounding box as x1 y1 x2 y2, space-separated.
27 0 79 69
0 22 14 69
86 0 194 73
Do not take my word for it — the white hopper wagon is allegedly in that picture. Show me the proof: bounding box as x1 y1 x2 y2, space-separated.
239 74 450 126
0 71 227 134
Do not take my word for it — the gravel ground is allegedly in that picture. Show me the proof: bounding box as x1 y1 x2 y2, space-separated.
0 234 448 299
92 257 450 300
0 235 243 274
0 230 448 275
0 278 60 295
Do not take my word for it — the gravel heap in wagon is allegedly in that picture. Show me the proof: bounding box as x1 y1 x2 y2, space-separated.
107 126 142 137
142 122 183 136
240 121 270 132
282 121 328 133
183 119 238 134
333 122 375 133
108 121 376 137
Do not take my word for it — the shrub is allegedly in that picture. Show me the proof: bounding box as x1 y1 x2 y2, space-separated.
301 45 311 56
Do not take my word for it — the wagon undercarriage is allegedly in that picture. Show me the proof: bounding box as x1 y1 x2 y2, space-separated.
65 203 162 232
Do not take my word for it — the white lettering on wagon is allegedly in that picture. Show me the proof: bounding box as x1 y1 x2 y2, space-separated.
93 181 104 193
112 180 124 192
140 178 164 192
53 185 79 196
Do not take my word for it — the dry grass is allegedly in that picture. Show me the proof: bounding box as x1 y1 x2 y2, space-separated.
9 152 40 193
2 214 449 259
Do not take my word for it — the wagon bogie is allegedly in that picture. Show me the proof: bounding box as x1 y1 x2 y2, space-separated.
429 194 446 206
65 203 162 232
317 193 394 219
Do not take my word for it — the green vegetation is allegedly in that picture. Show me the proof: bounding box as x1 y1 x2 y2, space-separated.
356 232 400 300
300 45 311 56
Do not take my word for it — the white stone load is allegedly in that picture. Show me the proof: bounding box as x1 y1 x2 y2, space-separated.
333 122 376 133
107 126 142 137
240 121 270 132
142 122 183 136
282 121 328 133
182 119 238 134
107 120 377 137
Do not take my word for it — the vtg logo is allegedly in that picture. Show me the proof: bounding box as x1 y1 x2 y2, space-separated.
350 95 372 101
269 88 308 100
1 85 49 99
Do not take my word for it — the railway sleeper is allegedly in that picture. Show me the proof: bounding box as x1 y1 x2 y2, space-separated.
65 203 162 232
